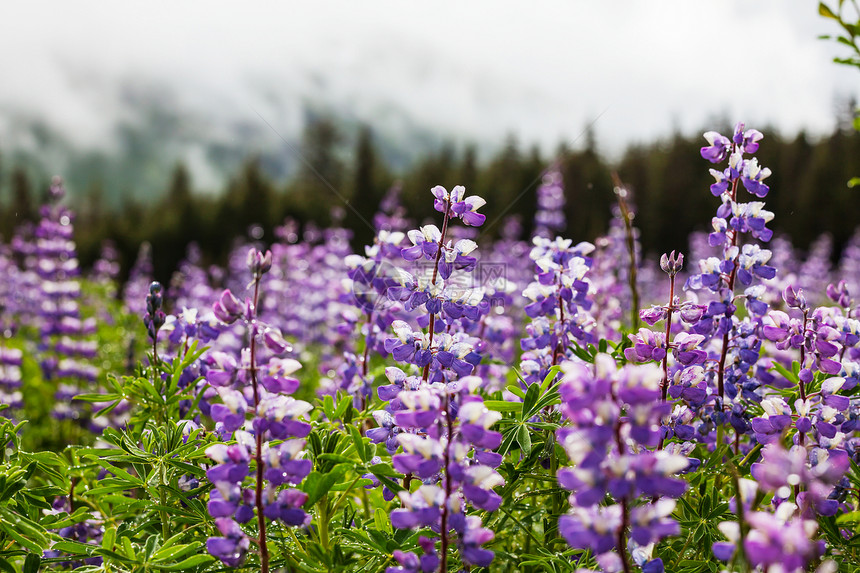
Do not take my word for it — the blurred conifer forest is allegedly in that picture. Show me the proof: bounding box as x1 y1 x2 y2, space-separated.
1 110 858 284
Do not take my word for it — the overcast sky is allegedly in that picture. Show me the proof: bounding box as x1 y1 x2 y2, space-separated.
0 0 857 157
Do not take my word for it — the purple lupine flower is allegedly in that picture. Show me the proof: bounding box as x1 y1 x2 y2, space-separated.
431 185 486 226
367 185 506 569
204 248 314 567
715 502 822 572
559 505 622 554
457 515 495 567
826 280 852 309
206 518 251 568
386 536 439 573
402 225 442 261
390 485 445 529
701 131 732 163
533 165 567 239
556 355 687 568
741 157 772 198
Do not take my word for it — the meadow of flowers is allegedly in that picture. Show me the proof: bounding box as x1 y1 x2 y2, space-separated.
1 123 860 572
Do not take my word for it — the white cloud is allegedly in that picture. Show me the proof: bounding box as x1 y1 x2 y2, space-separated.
0 0 855 158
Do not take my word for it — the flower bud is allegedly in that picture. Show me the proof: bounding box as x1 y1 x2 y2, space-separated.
782 284 807 310
247 248 273 277
660 251 684 276
144 281 165 341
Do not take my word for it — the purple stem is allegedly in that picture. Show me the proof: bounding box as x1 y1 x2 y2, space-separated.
248 276 269 573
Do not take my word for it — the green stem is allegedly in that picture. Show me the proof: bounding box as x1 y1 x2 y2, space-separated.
612 174 640 331
319 495 330 550
248 275 270 573
729 464 751 572
330 474 363 517
498 505 542 547
738 443 763 469
548 431 561 541
159 487 170 541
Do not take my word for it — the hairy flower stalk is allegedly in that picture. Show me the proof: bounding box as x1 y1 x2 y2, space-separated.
205 248 312 569
692 124 775 410
658 251 683 404
28 177 100 428
377 185 499 571
248 255 269 572
423 198 451 383
520 238 596 386
556 355 687 572
612 175 641 331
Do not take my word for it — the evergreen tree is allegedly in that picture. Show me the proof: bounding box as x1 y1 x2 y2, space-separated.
346 125 385 247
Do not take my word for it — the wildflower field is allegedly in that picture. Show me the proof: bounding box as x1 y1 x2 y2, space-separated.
1 122 860 573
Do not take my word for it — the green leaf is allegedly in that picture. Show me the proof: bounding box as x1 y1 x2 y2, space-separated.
335 394 353 419
317 453 356 465
349 424 368 463
152 543 199 562
302 465 349 507
517 424 532 456
819 2 838 19
52 540 97 555
770 360 798 386
102 527 117 550
75 393 122 402
368 463 401 478
373 508 392 535
540 365 561 392
323 395 336 420
506 384 526 400
121 535 137 560
152 554 215 570
484 400 521 413
848 176 860 188
521 384 540 420
23 554 40 573
836 510 860 524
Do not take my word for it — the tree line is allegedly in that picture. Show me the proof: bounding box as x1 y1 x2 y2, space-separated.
0 112 858 285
